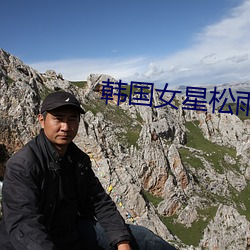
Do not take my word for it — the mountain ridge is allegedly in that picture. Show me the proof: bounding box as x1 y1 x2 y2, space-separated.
1 48 250 249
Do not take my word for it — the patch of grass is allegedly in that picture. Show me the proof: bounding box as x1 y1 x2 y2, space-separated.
173 98 182 109
83 98 142 147
122 129 140 147
70 81 87 88
82 99 101 116
120 84 131 97
217 102 250 121
161 206 217 246
142 190 164 207
178 148 203 169
6 76 14 85
39 86 54 100
231 182 250 220
184 122 238 173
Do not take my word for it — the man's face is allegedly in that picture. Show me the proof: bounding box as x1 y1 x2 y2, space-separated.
38 106 80 149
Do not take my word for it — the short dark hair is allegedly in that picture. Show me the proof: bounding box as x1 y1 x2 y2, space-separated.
42 111 48 120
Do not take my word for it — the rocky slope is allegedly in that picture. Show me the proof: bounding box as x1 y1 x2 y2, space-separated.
1 48 250 249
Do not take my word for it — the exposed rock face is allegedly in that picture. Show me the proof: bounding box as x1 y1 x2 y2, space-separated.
1 48 250 249
200 205 250 250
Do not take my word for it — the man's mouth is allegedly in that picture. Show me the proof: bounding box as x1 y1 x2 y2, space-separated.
57 134 70 139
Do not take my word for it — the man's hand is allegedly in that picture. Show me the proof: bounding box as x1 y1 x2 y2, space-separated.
117 241 132 250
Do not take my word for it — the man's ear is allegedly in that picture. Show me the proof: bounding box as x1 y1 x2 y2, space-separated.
37 114 45 129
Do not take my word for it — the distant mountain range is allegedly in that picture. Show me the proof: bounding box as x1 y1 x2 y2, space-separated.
176 81 250 108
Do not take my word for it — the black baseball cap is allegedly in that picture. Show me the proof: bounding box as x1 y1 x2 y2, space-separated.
41 91 85 114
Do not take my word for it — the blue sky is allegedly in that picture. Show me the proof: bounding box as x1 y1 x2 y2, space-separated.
1 0 249 87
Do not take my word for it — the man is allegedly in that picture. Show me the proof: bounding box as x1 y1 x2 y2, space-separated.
0 91 176 250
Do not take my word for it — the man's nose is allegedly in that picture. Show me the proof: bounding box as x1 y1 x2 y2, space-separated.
61 121 70 131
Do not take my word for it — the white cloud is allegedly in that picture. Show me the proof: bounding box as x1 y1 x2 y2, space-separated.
30 0 250 87
226 54 249 63
30 57 149 82
131 0 250 86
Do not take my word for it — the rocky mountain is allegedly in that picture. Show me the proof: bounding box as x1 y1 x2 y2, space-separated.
1 48 250 249
176 82 250 108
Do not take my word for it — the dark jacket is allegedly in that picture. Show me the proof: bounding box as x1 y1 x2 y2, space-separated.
0 130 131 249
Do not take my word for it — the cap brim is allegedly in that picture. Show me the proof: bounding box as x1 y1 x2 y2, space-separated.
42 103 85 114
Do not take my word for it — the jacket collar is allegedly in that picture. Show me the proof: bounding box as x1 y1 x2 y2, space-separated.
38 129 80 171
40 129 66 171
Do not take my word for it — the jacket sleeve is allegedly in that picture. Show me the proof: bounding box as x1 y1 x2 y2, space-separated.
2 155 56 250
83 157 131 247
